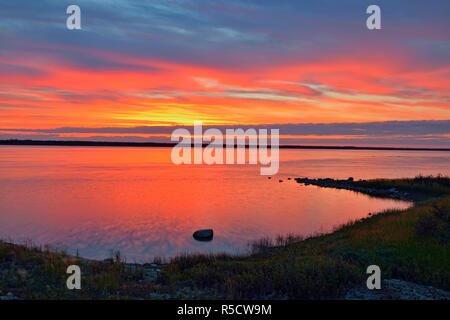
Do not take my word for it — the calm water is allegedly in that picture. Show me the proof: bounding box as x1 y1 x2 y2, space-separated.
1 146 449 261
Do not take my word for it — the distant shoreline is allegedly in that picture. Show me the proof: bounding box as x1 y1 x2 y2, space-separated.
0 139 449 151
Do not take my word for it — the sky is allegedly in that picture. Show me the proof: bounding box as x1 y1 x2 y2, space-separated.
1 0 449 146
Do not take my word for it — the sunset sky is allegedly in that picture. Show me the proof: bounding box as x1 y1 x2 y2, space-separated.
1 0 449 146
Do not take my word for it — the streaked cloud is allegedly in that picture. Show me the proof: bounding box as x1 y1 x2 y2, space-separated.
0 0 449 147
2 120 449 147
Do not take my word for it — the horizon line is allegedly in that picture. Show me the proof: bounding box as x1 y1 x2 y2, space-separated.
1 139 449 152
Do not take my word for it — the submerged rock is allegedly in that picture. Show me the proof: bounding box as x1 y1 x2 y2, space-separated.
193 229 214 241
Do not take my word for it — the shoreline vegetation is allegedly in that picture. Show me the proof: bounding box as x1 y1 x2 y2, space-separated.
1 175 449 300
1 139 450 151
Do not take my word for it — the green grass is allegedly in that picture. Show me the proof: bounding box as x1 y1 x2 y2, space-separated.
1 175 449 299
353 174 450 199
0 242 161 299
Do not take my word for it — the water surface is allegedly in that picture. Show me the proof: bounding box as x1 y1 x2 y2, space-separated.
1 146 448 261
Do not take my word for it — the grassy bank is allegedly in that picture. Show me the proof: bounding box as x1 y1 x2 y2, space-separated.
1 176 449 299
161 196 449 299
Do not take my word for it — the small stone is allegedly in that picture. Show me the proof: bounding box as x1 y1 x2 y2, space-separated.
193 229 214 241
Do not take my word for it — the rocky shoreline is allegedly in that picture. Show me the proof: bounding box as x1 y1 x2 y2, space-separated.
345 279 450 300
294 177 412 201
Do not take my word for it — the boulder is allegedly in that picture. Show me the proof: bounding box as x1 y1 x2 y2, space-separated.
193 229 214 241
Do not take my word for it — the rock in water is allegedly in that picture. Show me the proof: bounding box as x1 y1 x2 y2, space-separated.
193 229 214 241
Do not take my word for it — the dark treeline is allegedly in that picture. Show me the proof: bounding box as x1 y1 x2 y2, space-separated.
1 139 449 151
